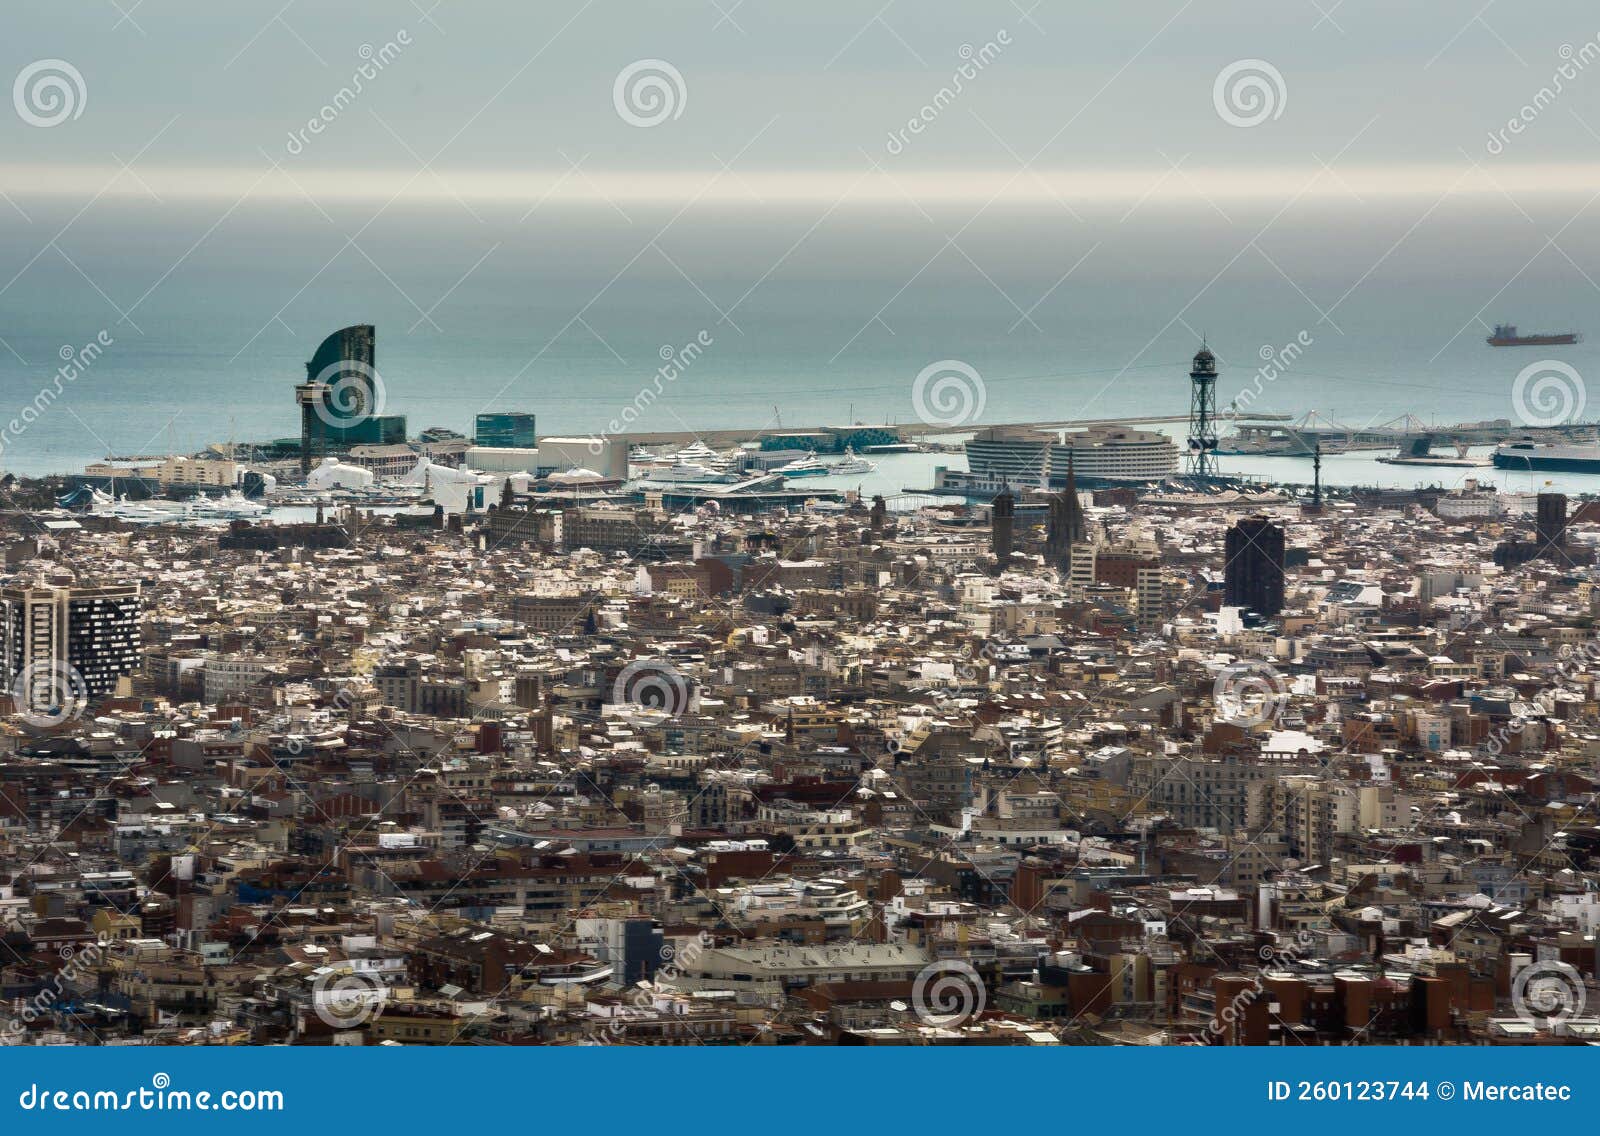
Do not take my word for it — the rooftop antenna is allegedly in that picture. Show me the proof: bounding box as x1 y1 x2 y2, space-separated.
1312 442 1323 512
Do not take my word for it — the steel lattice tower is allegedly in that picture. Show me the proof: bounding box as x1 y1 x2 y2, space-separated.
1186 344 1220 480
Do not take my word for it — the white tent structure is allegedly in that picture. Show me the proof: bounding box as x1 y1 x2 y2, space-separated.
306 458 374 490
401 455 537 514
545 467 608 487
399 455 462 488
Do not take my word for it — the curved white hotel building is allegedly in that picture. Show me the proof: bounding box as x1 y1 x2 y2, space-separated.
937 425 1179 495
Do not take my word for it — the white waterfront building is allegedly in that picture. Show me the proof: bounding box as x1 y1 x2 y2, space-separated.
939 425 1178 495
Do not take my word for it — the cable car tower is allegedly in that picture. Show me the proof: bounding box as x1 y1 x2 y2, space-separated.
1186 343 1220 480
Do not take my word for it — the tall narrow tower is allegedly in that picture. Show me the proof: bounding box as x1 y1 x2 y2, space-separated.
990 489 1015 567
1186 344 1220 480
1536 492 1568 554
1046 452 1087 568
296 324 378 475
869 495 887 538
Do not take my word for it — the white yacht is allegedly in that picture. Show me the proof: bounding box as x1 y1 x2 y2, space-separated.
194 491 270 519
87 487 270 524
829 446 877 475
775 453 829 478
639 461 743 484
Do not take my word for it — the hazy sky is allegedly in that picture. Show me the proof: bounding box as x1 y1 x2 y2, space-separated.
5 1 1600 203
4 3 1600 474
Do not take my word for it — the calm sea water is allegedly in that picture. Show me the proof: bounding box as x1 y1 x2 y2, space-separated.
2 196 1598 491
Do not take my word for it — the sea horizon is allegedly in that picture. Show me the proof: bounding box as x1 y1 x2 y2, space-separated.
3 197 1599 479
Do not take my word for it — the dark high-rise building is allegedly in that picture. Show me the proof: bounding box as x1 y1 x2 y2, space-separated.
475 412 537 449
869 495 887 538
295 325 407 473
1495 492 1589 568
1536 492 1567 553
1224 515 1285 617
1 583 142 714
990 489 1015 565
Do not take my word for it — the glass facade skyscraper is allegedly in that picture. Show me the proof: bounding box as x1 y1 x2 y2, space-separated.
295 325 408 472
475 412 537 449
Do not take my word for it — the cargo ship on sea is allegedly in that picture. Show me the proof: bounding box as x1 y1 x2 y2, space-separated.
1486 323 1581 347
